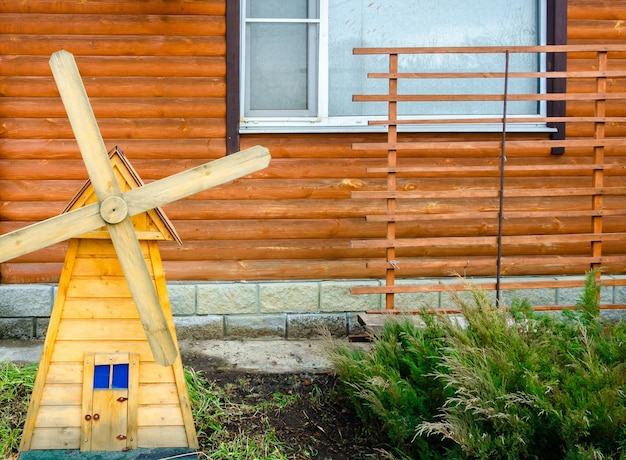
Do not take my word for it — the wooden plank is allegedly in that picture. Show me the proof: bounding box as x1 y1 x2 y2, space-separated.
351 232 626 249
137 426 189 448
0 0 225 14
568 0 626 20
51 341 154 363
29 427 81 450
46 363 83 384
70 257 149 278
56 319 147 341
365 255 610 270
351 279 588 295
0 35 225 56
366 70 626 80
0 56 225 78
138 383 179 405
2 14 225 36
138 405 184 427
352 138 626 151
40 384 82 406
351 187 626 199
127 353 140 451
138 363 176 385
0 97 225 118
569 20 626 40
363 164 626 175
0 117 226 139
66 279 134 299
365 209 626 222
0 76 225 98
62 298 140 320
354 92 626 102
353 44 626 54
80 354 95 452
34 405 82 428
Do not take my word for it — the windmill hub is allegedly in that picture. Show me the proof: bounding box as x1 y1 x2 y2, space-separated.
99 196 128 224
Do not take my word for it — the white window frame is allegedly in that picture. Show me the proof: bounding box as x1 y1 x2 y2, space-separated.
240 0 551 134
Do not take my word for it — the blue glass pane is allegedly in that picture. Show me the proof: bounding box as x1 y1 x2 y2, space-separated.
112 364 129 389
93 365 110 389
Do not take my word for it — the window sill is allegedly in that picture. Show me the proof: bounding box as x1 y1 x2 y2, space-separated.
239 118 557 135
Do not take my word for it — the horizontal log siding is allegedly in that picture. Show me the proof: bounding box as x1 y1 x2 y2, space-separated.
0 0 229 282
2 1 626 283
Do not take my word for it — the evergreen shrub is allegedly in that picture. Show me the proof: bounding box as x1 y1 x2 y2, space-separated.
328 272 626 459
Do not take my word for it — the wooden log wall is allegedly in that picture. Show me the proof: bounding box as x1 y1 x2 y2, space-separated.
2 1 626 285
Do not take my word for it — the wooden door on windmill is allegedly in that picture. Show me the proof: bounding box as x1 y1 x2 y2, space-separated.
81 353 139 451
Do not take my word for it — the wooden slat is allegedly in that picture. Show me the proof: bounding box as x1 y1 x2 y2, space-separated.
366 70 626 80
0 56 225 77
55 318 148 341
138 406 184 427
0 118 225 139
365 209 626 222
353 138 626 151
568 0 626 20
40 383 82 406
368 116 626 126
138 363 176 385
137 426 189 448
353 92 626 103
569 20 626 40
51 341 154 363
364 164 626 174
351 232 626 249
138 383 179 405
351 279 593 295
353 44 626 54
352 187 626 200
2 14 225 36
0 77 225 98
0 97 225 118
365 255 626 270
0 35 225 56
0 0 225 15
34 405 82 428
29 427 81 450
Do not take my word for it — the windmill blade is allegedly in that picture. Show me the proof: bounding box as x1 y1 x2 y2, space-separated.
124 145 270 216
49 50 122 200
50 50 177 366
107 219 179 366
0 146 270 264
0 203 103 263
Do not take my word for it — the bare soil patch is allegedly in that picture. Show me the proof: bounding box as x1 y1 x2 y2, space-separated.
183 353 391 459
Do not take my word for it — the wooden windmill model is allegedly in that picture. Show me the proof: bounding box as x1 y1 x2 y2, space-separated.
0 50 270 453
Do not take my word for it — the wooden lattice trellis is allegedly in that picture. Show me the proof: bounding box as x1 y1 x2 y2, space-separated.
350 44 626 312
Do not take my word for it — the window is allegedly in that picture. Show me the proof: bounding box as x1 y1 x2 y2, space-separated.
93 363 129 389
240 0 551 133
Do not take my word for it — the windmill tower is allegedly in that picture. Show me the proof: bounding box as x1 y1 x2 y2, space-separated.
0 50 270 455
19 146 198 453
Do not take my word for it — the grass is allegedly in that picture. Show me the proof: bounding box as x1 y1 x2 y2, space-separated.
0 364 302 459
0 361 36 459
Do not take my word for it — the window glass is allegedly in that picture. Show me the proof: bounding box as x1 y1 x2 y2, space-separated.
111 364 129 389
93 365 111 390
248 23 310 111
247 0 309 19
244 0 319 117
328 0 540 117
241 0 545 129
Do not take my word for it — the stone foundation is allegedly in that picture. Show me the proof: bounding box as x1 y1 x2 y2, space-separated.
1 276 625 340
